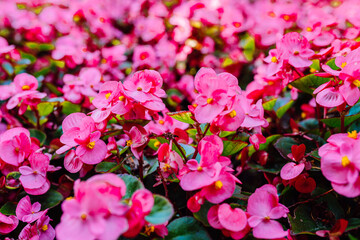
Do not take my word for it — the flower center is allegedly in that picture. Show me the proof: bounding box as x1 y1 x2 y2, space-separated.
158 120 165 125
264 216 271 220
163 164 171 172
207 98 213 104
214 180 223 190
294 51 300 55
306 27 312 32
229 110 237 118
233 22 241 28
126 140 133 146
271 56 278 63
41 224 48 231
197 166 203 171
348 130 357 139
87 141 95 149
119 95 125 101
154 141 161 148
22 85 30 90
353 80 360 87
80 213 87 220
105 92 111 99
140 52 149 60
283 15 290 21
144 225 155 236
341 156 351 167
341 62 347 68
137 87 142 91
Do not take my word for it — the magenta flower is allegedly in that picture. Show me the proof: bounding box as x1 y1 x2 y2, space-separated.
193 68 236 123
123 70 166 111
280 144 306 180
247 184 289 239
0 127 32 166
319 133 360 197
56 113 107 167
56 174 128 240
0 213 18 235
18 213 55 240
19 152 51 195
16 196 45 223
124 124 149 159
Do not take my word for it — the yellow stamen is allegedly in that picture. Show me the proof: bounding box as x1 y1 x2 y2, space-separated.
87 141 95 149
80 213 87 220
229 110 237 118
341 156 351 167
264 216 271 220
233 22 241 28
268 12 276 18
66 196 74 201
126 140 133 146
306 27 312 32
99 17 105 23
137 87 142 91
22 85 30 90
163 163 171 172
197 166 203 171
158 120 165 125
301 112 307 119
214 180 223 190
105 92 111 99
154 141 161 148
41 224 48 231
207 98 213 104
144 225 155 236
192 103 198 108
353 80 360 87
15 147 19 152
119 96 125 101
101 58 107 64
341 62 347 68
271 56 278 63
348 130 357 139
283 15 290 21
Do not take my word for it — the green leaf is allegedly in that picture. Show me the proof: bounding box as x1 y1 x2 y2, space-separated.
193 201 213 227
0 202 17 215
31 189 63 210
2 62 14 75
326 58 340 70
290 74 330 95
241 34 255 61
25 42 54 51
165 217 211 240
310 59 320 71
346 218 360 231
288 205 326 235
29 129 46 145
119 174 144 199
276 100 294 118
320 113 360 128
222 140 248 156
61 101 81 115
263 98 277 111
167 111 195 124
145 195 174 225
37 102 54 116
95 162 117 173
274 137 299 159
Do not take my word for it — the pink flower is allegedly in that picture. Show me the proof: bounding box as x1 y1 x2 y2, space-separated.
0 213 18 235
280 144 306 180
57 113 107 166
13 73 39 92
319 132 360 197
19 213 55 240
16 196 45 223
56 173 128 240
19 152 51 195
208 203 248 236
0 127 32 166
124 124 149 159
157 142 184 178
123 70 166 111
247 184 289 239
123 189 154 238
193 68 239 123
132 45 158 69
